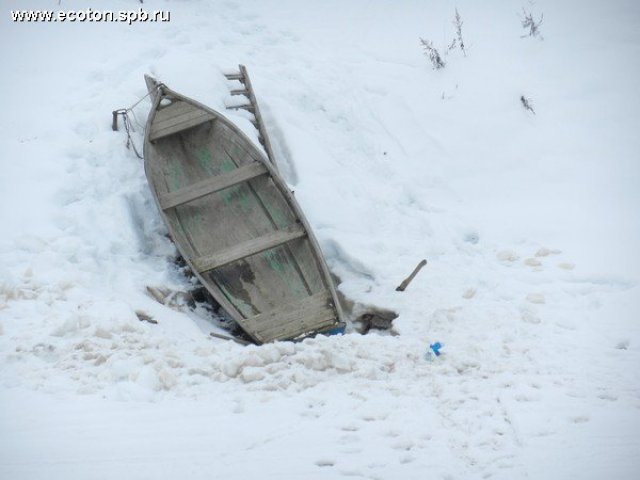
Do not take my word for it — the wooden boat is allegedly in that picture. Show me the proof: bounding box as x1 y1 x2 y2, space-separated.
143 76 344 344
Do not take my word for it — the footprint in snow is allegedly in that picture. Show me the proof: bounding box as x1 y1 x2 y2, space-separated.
558 262 575 270
462 287 477 299
340 424 360 432
399 454 416 464
87 69 106 83
496 250 519 263
339 433 360 444
615 339 630 350
514 394 538 403
535 247 561 257
597 393 617 401
338 469 366 478
521 309 541 324
463 231 479 244
340 447 362 455
278 29 300 42
570 415 590 424
526 293 545 304
524 257 542 267
391 438 415 451
359 409 389 422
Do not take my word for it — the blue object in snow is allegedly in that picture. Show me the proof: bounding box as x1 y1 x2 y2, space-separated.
430 342 443 356
323 323 346 336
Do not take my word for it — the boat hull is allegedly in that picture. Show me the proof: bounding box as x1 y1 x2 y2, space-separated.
143 77 343 343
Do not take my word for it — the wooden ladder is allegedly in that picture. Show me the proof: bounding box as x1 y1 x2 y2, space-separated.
224 65 279 172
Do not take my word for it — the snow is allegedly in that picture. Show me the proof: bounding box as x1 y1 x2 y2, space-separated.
1 0 639 478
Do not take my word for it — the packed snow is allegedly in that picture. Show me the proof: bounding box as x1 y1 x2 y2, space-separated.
1 0 639 478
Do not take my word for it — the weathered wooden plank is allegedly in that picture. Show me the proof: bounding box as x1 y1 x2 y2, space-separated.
239 65 279 172
159 162 268 210
227 104 255 112
230 89 249 96
243 291 331 330
244 291 336 342
209 331 251 346
150 110 216 141
265 313 337 342
150 110 215 141
153 102 209 130
193 226 306 273
153 100 194 124
224 73 244 81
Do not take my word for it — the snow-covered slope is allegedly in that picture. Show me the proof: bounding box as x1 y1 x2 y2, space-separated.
1 0 639 478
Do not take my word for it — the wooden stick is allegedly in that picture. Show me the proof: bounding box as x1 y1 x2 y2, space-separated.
146 285 169 305
135 310 158 324
395 259 427 292
209 332 252 346
112 111 119 131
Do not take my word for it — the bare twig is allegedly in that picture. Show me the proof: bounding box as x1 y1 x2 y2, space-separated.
520 95 536 114
453 8 466 56
520 8 544 39
420 39 446 69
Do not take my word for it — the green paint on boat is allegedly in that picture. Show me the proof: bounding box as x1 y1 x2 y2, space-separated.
264 248 286 274
263 247 306 297
220 185 254 212
220 157 236 173
167 162 188 191
195 147 217 175
265 205 290 229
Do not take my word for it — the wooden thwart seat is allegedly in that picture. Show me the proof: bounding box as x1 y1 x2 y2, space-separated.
193 226 306 273
243 291 337 342
149 100 216 142
159 162 268 210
